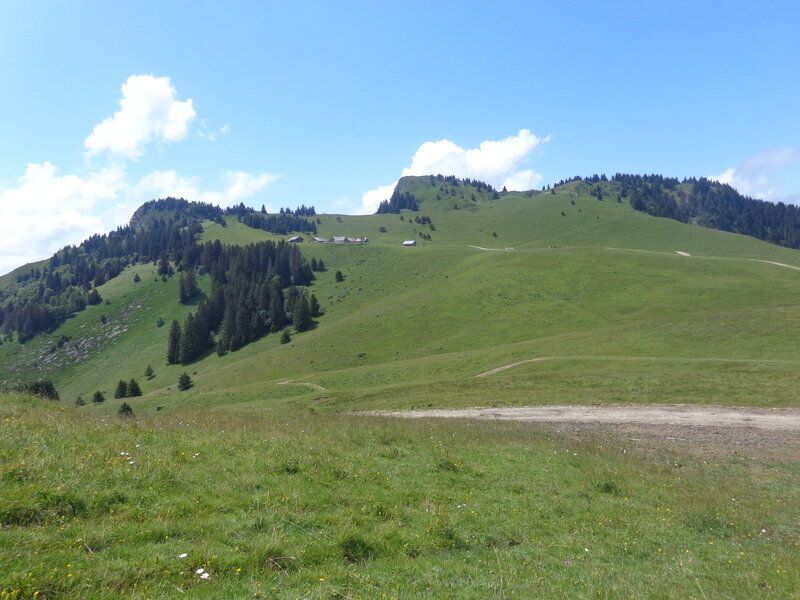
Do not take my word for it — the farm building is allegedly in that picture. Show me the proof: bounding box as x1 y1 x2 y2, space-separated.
402 240 416 247
287 235 304 243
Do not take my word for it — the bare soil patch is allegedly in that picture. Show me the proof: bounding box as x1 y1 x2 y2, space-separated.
370 404 800 457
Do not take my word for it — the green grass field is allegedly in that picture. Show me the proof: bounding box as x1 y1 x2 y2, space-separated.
1 393 797 599
1 181 799 598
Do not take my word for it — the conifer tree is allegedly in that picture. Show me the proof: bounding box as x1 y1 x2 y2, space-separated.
178 372 193 391
179 269 199 304
268 287 286 333
92 390 105 403
167 320 182 364
87 288 102 305
179 313 198 364
144 365 154 379
127 379 142 397
114 380 128 399
118 402 134 417
293 295 312 332
310 293 321 317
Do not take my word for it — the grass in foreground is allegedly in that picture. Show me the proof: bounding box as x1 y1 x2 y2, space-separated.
1 393 797 599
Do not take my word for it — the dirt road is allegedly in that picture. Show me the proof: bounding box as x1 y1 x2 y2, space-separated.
372 404 800 431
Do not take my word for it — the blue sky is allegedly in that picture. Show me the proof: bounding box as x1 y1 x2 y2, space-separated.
1 0 798 274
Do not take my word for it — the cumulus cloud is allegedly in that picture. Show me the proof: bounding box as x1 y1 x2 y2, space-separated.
360 129 548 213
0 163 125 275
0 75 282 276
84 74 196 159
360 182 400 214
710 148 800 202
135 169 279 208
0 163 278 276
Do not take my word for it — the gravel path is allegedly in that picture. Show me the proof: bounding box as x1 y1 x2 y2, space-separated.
371 404 800 431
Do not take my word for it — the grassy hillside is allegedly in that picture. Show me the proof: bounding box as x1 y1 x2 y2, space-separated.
2 179 800 411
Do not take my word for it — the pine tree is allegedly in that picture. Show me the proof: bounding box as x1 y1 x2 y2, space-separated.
114 380 128 399
179 313 198 364
178 372 193 391
268 287 286 333
179 269 199 304
127 379 142 397
87 288 102 305
293 295 312 332
92 390 105 403
133 273 141 283
118 402 134 417
310 293 321 317
167 320 182 364
335 270 344 282
144 365 154 379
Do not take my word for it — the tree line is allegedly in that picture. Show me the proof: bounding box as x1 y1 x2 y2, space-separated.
608 174 800 249
239 212 318 235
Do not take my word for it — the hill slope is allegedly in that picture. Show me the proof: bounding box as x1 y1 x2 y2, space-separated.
1 177 799 414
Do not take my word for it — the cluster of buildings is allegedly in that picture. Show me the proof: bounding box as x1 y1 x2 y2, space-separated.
287 236 369 244
287 235 416 246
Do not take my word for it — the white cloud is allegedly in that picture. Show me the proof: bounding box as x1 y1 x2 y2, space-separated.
0 74 284 276
710 148 800 202
359 182 398 214
0 163 278 276
360 129 548 213
0 162 126 275
135 169 278 207
84 74 196 159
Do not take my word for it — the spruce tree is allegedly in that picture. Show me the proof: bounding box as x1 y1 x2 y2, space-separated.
179 314 198 364
127 379 142 397
92 390 105 403
118 402 134 417
310 293 321 317
293 295 312 332
167 320 182 364
280 330 291 344
268 288 286 333
178 372 193 391
87 288 102 305
144 364 154 379
114 380 128 399
179 269 199 304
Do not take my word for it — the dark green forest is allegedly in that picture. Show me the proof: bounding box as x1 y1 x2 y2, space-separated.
579 174 800 249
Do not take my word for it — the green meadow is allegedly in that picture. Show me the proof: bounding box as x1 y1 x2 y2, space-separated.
1 179 799 598
1 394 797 599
